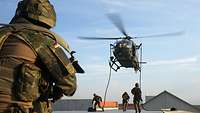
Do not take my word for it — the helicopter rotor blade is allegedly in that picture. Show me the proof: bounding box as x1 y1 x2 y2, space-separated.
107 13 128 37
134 31 184 39
78 36 122 40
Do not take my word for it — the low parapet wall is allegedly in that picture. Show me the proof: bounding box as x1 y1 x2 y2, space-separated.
53 99 92 111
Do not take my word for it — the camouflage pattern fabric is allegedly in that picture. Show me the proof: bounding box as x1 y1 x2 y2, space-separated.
0 21 77 113
0 0 78 112
13 0 56 28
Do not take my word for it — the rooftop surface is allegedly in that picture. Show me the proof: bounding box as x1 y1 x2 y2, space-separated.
53 110 162 113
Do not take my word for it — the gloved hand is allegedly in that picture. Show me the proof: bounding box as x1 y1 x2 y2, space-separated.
52 86 63 103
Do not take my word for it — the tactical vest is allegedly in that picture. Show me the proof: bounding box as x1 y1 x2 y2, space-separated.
131 87 142 101
122 93 130 100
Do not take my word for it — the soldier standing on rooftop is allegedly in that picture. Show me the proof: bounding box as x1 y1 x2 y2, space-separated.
0 0 84 113
131 83 142 113
122 91 130 112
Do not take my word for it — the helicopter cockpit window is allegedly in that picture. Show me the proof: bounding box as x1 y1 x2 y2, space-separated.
116 40 132 48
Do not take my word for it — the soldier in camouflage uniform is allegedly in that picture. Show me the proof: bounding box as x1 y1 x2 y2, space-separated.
92 94 104 111
0 0 84 113
131 83 142 113
122 92 130 112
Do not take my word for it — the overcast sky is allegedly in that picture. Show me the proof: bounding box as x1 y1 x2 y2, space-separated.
1 0 200 105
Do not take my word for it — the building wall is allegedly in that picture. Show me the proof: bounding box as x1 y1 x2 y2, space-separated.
144 95 194 111
145 96 155 102
143 91 200 112
53 99 92 111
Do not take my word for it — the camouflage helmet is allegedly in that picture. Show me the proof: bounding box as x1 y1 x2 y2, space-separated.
15 0 56 28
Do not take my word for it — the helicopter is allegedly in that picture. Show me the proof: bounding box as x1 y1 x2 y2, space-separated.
79 14 183 72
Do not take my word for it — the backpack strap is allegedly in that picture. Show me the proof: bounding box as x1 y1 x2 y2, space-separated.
0 27 13 50
0 23 72 54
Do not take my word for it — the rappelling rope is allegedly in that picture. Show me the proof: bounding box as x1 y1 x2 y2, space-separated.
102 63 112 110
102 44 113 110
